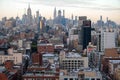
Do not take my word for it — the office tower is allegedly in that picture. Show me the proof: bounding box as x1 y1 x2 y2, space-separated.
106 17 109 27
97 29 116 51
104 29 115 49
53 7 56 19
82 20 91 50
22 13 27 25
71 14 73 20
97 16 104 28
58 10 62 17
78 16 87 27
63 10 65 17
78 16 87 50
37 17 41 33
36 11 39 24
100 15 103 28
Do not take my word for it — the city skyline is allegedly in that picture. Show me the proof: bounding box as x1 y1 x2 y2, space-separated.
0 0 120 24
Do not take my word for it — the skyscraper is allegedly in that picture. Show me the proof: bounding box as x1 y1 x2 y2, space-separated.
63 10 65 18
78 16 87 51
27 4 32 25
36 10 39 24
53 7 56 19
82 20 91 50
27 4 32 16
58 10 62 17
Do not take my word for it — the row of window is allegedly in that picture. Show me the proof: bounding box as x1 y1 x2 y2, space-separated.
63 60 84 62
63 63 84 65
23 78 58 80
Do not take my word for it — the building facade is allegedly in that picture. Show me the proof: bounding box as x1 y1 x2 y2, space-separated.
0 53 23 64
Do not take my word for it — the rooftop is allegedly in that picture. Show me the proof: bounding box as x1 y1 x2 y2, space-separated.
79 70 102 78
66 52 81 58
109 60 120 64
104 48 120 58
0 66 6 73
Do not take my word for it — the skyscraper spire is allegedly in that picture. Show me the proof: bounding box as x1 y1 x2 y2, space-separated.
27 3 31 16
28 3 30 8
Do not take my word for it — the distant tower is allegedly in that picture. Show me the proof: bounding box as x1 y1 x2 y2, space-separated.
71 14 73 20
27 4 32 16
106 17 108 22
58 10 62 17
75 16 77 21
36 11 39 18
63 10 65 17
27 3 32 25
100 15 102 21
54 7 56 19
106 17 109 27
100 15 103 28
36 10 39 23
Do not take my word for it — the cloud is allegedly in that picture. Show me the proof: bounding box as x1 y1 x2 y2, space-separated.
15 0 120 11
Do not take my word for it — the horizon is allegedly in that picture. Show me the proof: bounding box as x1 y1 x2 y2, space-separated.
0 0 120 24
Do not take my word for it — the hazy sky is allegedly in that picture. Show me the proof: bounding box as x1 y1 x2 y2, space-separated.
0 0 120 24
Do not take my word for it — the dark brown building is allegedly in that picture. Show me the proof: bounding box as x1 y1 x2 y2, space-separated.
32 53 42 66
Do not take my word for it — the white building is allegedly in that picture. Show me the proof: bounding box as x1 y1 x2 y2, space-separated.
61 52 88 71
67 27 79 48
104 32 115 48
69 27 78 41
97 29 116 51
0 48 23 64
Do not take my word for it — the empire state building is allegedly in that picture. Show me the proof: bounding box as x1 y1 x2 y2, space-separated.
27 4 32 25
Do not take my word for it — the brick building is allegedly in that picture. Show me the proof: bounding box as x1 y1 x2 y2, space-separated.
0 60 19 80
101 48 120 80
37 43 54 53
4 60 13 70
32 53 42 66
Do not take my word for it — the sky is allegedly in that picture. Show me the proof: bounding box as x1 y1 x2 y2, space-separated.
0 0 120 24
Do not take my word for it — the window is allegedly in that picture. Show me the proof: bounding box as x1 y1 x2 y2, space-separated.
91 78 95 80
75 78 78 80
85 78 89 80
96 78 100 80
69 78 73 80
64 78 68 80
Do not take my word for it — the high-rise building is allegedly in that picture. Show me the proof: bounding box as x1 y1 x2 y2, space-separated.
97 29 116 51
53 7 56 19
58 10 62 17
78 16 91 50
27 4 32 25
36 10 39 24
63 10 65 18
82 20 91 50
78 16 88 51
